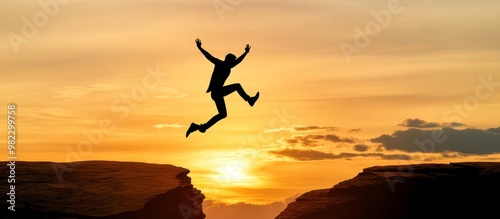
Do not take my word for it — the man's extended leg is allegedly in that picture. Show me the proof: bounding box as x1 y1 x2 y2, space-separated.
221 83 259 106
186 122 199 138
186 93 227 137
198 94 227 133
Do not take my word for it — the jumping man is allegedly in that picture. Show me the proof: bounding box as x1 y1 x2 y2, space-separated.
186 38 259 137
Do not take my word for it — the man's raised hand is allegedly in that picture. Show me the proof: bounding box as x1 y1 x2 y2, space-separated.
196 38 202 47
245 44 251 53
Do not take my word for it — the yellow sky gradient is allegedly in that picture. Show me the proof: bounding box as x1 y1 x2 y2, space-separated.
1 0 500 206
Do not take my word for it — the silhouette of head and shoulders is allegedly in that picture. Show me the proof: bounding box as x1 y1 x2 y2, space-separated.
223 53 236 66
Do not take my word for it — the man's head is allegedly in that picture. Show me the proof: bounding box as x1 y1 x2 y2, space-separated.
224 53 236 64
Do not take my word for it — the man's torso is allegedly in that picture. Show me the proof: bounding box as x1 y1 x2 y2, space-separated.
206 62 231 93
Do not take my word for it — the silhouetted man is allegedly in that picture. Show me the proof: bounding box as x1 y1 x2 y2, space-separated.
186 39 259 137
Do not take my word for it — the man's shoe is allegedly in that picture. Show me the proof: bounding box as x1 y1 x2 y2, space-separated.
248 92 260 107
186 123 199 138
198 124 207 133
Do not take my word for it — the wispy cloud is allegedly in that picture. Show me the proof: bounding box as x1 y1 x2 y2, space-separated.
294 125 338 132
151 86 187 99
264 126 296 133
53 83 116 98
348 128 361 133
265 125 337 133
153 123 185 129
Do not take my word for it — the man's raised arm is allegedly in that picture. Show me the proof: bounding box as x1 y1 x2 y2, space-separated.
196 38 219 64
232 44 251 67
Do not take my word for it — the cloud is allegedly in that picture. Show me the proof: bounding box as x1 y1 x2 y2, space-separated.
293 126 338 132
371 127 500 155
269 149 335 160
153 123 185 129
285 135 320 147
265 125 337 133
443 122 467 127
323 134 356 143
399 118 440 128
285 134 357 147
265 126 298 133
267 122 500 162
348 128 361 133
269 149 412 161
151 86 187 99
488 127 500 134
354 144 369 152
53 83 116 98
398 118 466 128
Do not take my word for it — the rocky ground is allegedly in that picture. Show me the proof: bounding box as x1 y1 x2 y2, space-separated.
276 162 500 219
0 161 205 219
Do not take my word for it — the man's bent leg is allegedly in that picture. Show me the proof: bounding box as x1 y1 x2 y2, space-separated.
222 83 251 101
222 83 259 107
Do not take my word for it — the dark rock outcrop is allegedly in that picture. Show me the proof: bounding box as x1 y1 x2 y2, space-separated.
276 162 500 219
0 161 205 219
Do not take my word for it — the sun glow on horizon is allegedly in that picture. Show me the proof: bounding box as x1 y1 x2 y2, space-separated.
215 159 254 184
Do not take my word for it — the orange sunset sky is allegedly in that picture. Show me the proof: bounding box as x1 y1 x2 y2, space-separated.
1 0 500 211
